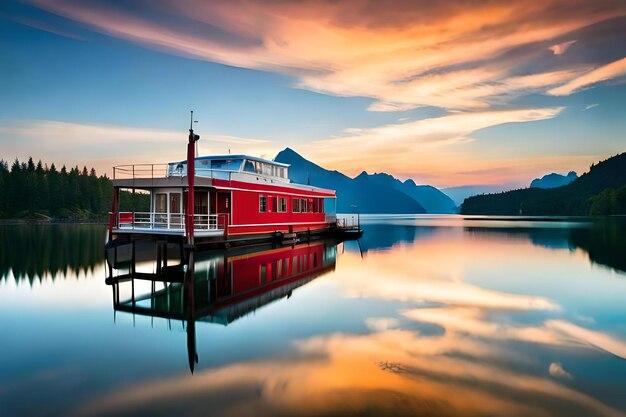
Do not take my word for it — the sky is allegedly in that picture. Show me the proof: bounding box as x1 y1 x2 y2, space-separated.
1 0 625 188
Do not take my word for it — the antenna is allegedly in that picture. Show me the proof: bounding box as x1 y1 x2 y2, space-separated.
189 110 198 131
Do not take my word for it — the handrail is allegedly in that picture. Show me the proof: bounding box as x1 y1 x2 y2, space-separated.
116 212 223 232
113 164 169 180
112 163 290 183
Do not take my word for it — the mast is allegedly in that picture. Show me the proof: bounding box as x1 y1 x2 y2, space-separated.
186 111 200 246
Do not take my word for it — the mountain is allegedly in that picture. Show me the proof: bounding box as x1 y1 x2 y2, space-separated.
275 148 426 214
442 184 519 206
353 172 457 213
274 148 457 213
530 171 577 189
460 153 626 215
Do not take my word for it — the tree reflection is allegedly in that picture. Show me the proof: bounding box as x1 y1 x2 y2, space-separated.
0 224 105 283
462 219 626 274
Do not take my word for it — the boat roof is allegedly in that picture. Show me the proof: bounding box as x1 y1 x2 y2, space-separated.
174 154 290 168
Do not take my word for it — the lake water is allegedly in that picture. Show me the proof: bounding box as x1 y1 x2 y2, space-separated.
1 216 626 417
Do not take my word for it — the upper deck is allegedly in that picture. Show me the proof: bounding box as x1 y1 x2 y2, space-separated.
112 154 335 197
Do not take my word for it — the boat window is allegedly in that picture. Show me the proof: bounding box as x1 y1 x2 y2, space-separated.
259 195 267 212
292 198 300 213
262 163 271 176
271 196 277 212
194 191 208 215
155 193 167 213
209 159 242 171
169 193 181 214
300 198 308 212
243 160 255 173
277 197 287 212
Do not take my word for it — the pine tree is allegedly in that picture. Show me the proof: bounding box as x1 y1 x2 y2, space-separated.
0 160 8 216
48 163 62 216
0 158 148 220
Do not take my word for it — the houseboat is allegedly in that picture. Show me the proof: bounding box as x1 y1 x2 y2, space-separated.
108 120 360 248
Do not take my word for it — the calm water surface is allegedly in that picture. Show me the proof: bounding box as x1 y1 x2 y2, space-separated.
1 216 626 417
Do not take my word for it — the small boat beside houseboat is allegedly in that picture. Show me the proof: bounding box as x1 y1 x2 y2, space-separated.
108 120 361 248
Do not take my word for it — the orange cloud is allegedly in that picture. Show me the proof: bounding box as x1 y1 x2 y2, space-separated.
30 0 626 111
549 56 626 95
293 107 602 186
0 120 278 175
23 0 626 186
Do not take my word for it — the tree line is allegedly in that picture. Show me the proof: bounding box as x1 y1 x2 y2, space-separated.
0 158 148 220
460 152 626 216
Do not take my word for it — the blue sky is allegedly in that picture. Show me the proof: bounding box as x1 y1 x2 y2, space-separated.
1 0 625 187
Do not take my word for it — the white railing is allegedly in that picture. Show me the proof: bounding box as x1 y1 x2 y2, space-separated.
193 214 219 230
117 212 221 231
113 164 169 180
113 164 233 181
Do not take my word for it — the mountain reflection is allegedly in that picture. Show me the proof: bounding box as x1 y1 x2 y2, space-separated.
0 224 105 283
356 217 626 274
0 217 623 289
107 240 338 373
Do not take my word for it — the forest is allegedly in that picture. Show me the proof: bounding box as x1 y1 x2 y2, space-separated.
0 158 148 220
461 152 626 216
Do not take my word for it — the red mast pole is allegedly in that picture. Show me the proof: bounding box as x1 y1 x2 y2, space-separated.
108 186 119 241
186 111 200 247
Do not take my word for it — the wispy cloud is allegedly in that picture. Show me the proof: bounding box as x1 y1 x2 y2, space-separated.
28 0 626 111
549 57 626 95
296 107 569 185
549 40 577 55
17 0 626 186
9 15 84 40
0 119 276 174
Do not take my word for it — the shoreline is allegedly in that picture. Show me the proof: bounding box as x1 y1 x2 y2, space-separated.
0 219 107 225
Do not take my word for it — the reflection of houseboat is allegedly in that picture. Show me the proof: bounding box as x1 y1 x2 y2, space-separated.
108 117 360 247
107 240 338 372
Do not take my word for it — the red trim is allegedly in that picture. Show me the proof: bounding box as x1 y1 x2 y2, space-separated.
226 222 329 235
212 178 335 198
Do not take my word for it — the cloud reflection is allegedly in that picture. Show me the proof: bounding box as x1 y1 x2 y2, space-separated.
76 225 626 417
77 326 625 417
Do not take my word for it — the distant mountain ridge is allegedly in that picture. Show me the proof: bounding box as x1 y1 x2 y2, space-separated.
460 153 626 215
353 172 457 213
274 148 456 214
442 184 520 206
530 171 577 189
